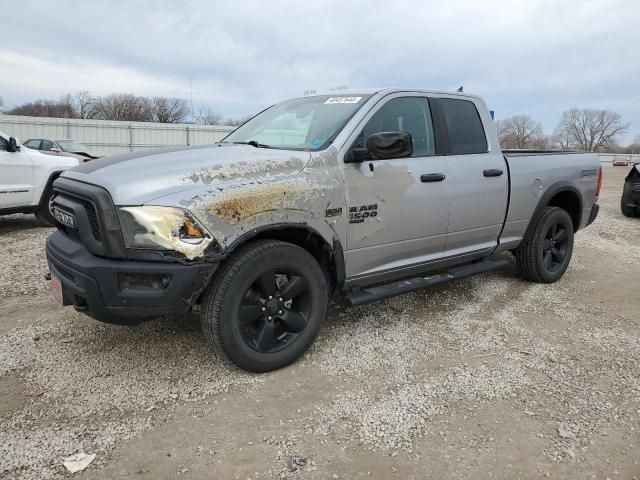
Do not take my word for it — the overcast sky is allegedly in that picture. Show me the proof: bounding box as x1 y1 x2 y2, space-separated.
2 0 639 142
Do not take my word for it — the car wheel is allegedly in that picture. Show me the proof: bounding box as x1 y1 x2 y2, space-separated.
515 206 574 283
35 185 56 227
621 180 638 217
200 239 328 372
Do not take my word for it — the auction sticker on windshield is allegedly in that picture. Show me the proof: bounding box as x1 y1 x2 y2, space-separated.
325 97 362 104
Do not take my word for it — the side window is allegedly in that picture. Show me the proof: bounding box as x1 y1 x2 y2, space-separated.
360 97 435 157
0 137 8 152
41 140 54 151
439 98 488 154
25 139 41 149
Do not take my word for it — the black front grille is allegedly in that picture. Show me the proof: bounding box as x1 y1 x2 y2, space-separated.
77 198 102 241
53 193 102 242
52 177 127 259
63 225 81 241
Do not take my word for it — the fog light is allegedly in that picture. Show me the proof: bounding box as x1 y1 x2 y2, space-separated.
118 273 171 291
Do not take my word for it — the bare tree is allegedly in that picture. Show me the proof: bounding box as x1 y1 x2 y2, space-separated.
197 107 224 125
59 94 78 118
530 133 552 150
497 115 544 149
5 98 76 118
224 114 253 127
551 124 575 151
627 135 640 154
150 97 189 123
74 91 96 119
555 108 629 152
92 93 152 122
4 92 95 119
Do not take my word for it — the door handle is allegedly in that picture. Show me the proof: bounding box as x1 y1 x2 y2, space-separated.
420 173 446 183
483 169 504 177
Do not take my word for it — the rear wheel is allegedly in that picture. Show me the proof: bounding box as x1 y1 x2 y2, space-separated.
515 206 574 283
35 184 55 226
200 240 328 372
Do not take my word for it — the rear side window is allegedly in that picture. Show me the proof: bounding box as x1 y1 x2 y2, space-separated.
439 98 487 154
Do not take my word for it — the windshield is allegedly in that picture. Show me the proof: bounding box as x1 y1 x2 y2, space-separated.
222 94 371 151
57 140 89 152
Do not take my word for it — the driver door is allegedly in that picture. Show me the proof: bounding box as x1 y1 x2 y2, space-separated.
342 94 450 282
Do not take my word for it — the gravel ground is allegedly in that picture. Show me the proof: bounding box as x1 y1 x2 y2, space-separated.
0 167 638 479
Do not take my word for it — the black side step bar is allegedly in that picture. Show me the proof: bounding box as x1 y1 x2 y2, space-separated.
344 258 510 306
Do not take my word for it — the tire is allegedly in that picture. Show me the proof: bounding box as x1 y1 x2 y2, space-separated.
514 206 574 283
621 180 638 217
200 240 328 372
35 184 55 226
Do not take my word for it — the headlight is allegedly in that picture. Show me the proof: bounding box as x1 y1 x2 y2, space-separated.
118 206 215 260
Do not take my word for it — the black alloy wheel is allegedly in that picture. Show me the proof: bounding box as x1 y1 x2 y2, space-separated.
201 239 328 372
541 221 570 272
237 269 312 353
515 206 574 283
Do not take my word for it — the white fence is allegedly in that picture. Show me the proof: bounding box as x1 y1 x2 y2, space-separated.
0 115 236 155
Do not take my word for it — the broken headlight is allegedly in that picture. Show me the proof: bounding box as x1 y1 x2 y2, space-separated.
118 206 214 259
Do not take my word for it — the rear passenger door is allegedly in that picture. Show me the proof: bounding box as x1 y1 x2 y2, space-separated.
431 96 508 256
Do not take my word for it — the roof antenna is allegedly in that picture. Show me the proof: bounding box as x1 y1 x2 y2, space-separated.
457 86 464 92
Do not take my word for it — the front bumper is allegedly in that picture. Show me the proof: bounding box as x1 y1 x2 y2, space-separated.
46 231 218 325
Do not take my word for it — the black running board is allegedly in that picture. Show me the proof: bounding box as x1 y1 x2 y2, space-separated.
344 258 510 306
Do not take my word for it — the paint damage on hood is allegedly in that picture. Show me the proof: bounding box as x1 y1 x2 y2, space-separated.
63 145 310 205
158 145 348 252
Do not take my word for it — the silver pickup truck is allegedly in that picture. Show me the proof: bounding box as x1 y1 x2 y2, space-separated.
46 88 601 371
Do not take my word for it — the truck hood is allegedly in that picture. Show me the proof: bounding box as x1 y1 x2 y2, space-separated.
62 144 311 205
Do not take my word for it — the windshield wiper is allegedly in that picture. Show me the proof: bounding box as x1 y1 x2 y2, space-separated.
233 140 272 148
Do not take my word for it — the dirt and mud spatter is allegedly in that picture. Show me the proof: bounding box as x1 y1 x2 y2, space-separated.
184 156 307 185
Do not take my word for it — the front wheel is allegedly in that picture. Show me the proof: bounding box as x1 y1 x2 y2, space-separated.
200 240 328 372
514 206 574 283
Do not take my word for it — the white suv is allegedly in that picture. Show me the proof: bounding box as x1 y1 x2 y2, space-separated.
0 130 79 225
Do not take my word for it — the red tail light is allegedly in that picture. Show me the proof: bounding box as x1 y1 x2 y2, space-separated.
596 166 603 199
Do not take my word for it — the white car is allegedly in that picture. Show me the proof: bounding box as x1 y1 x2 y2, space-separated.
0 130 80 225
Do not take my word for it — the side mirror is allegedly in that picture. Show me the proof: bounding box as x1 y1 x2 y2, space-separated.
50 146 61 152
345 147 371 163
8 137 20 152
366 132 413 160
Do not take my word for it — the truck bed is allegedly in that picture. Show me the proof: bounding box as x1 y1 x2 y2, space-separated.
497 150 600 252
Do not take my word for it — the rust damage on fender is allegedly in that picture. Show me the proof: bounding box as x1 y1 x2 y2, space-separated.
206 178 318 224
181 146 345 251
